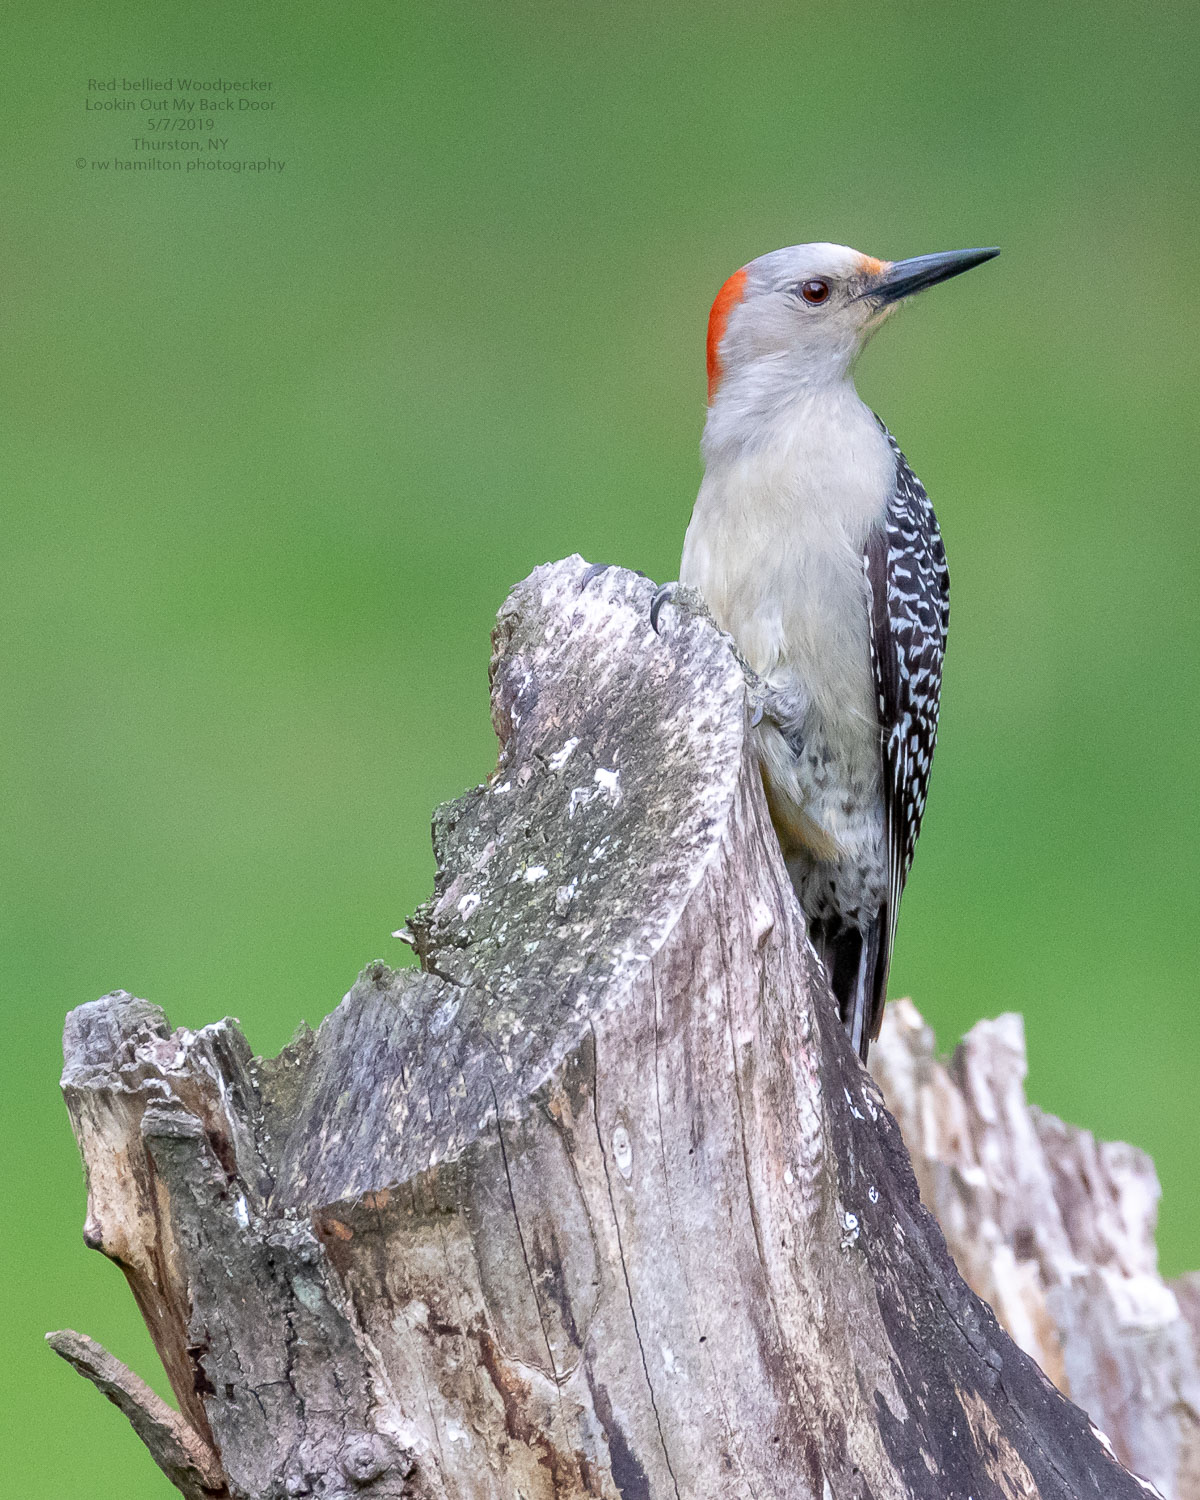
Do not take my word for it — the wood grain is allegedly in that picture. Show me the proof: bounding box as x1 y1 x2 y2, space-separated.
53 558 1172 1499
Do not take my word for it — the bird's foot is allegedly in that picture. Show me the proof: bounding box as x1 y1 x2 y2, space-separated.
579 565 715 642
647 581 723 638
649 582 679 634
578 561 649 593
746 676 776 729
741 667 798 735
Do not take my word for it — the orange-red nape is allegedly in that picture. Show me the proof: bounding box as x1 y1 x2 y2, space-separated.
706 267 748 403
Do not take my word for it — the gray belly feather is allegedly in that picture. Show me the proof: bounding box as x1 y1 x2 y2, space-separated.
754 692 887 928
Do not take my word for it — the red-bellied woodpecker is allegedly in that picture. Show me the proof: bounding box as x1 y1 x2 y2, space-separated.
675 242 997 1060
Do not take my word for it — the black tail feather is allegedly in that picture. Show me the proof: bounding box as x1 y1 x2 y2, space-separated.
810 913 890 1062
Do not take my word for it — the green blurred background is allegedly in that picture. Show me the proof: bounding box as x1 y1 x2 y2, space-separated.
4 1 1198 1493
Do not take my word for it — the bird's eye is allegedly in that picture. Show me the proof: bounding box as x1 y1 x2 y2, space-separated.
799 278 831 305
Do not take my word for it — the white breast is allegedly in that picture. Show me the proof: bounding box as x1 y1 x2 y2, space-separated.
681 384 893 739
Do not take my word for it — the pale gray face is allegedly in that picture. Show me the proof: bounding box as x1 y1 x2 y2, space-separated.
708 241 998 398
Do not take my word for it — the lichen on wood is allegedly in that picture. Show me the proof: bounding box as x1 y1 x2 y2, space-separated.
51 557 1170 1499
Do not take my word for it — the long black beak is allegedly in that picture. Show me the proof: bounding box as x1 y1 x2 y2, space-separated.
865 246 999 304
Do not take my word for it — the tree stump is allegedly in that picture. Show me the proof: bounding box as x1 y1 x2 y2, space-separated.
871 1000 1200 1500
51 557 1172 1499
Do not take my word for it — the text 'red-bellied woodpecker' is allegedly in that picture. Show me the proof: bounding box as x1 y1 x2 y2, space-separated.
678 242 997 1060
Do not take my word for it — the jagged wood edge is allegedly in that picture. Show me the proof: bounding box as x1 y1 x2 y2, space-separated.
52 557 1163 1500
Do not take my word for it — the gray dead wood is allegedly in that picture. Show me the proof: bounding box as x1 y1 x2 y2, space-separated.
52 556 1171 1500
871 1001 1200 1500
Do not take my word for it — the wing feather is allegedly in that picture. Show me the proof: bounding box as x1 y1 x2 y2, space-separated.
862 430 950 1041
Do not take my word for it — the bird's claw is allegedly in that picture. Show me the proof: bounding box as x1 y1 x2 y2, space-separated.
580 562 652 594
581 568 681 635
649 582 678 635
578 562 613 592
743 670 776 730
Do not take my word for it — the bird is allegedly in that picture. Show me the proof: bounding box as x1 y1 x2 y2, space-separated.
676 241 997 1060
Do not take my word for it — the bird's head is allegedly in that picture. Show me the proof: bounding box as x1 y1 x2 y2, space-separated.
706 242 999 404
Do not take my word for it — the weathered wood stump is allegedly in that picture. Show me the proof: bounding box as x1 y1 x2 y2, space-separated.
51 558 1175 1499
871 1001 1200 1500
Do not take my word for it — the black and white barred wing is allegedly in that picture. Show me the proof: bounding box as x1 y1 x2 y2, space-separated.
864 435 950 1023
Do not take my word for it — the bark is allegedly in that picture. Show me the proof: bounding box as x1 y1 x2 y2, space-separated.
50 556 1177 1500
